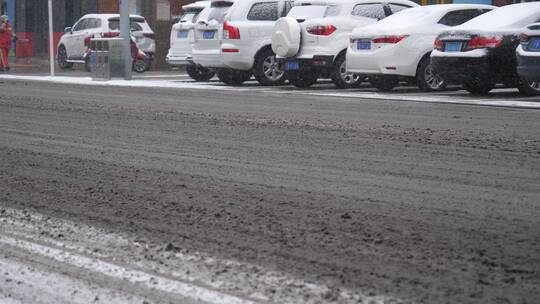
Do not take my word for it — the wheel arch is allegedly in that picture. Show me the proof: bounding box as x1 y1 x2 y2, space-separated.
415 51 432 77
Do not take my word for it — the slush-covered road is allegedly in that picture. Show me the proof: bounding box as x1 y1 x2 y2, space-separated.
1 79 539 303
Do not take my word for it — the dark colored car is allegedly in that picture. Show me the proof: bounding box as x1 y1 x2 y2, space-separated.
431 2 540 96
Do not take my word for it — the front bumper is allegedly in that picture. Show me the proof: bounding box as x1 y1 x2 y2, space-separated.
516 52 540 81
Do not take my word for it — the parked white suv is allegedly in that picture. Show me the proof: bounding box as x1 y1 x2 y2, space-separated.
347 4 494 92
192 0 238 82
218 0 294 86
57 14 155 69
271 0 418 88
167 1 215 81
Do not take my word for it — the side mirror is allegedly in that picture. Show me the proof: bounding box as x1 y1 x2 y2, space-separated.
64 27 72 33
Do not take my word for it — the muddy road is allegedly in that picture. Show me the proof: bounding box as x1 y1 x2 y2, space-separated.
1 80 539 303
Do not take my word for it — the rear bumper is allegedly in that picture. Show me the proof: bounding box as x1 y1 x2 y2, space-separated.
277 56 334 72
192 49 227 68
431 56 492 84
516 52 540 81
346 45 417 77
166 54 189 67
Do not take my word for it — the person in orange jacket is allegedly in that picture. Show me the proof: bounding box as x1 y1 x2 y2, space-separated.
0 15 12 72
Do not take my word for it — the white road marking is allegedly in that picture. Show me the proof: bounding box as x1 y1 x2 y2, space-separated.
0 235 256 304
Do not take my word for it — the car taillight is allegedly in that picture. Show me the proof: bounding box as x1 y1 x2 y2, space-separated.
101 32 120 38
306 25 336 36
434 37 443 51
372 35 408 44
466 36 502 50
223 21 240 39
84 35 92 47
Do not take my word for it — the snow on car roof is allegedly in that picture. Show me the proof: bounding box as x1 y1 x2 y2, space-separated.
183 0 211 10
81 14 146 20
457 2 540 31
294 0 415 7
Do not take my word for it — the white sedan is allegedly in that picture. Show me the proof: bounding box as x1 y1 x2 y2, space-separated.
346 4 494 92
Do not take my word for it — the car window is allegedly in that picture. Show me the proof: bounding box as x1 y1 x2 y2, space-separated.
438 9 481 27
73 19 88 31
87 18 102 29
388 3 411 14
247 2 279 21
180 9 203 23
351 3 386 20
281 1 294 17
108 20 144 31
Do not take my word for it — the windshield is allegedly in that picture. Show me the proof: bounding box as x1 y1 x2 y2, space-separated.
287 5 339 19
460 3 540 29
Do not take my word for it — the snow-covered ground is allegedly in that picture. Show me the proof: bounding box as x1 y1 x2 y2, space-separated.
0 74 538 109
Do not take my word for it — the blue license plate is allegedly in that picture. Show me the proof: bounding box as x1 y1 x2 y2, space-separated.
177 30 189 38
203 30 215 39
357 40 371 50
529 38 540 50
445 41 462 52
285 61 299 71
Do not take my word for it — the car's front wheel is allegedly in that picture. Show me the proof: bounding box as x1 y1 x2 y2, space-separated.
57 45 73 69
463 80 494 95
517 78 540 96
186 64 215 82
417 57 446 92
216 69 252 86
331 55 363 89
286 71 318 88
253 48 285 86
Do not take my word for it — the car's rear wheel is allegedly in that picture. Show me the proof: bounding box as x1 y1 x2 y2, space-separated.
417 57 446 92
253 48 285 86
57 46 73 69
216 69 252 86
517 78 540 96
463 80 494 95
370 76 398 92
186 64 215 82
287 71 318 88
331 55 362 89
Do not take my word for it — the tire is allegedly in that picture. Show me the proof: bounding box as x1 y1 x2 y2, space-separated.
57 45 73 69
370 77 398 92
286 71 318 88
186 64 215 82
517 78 540 96
133 59 147 73
216 69 252 86
331 54 363 89
84 56 91 73
253 48 285 86
416 56 446 92
463 80 494 95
